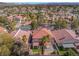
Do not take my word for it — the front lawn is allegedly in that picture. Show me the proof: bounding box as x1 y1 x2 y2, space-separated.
32 48 41 55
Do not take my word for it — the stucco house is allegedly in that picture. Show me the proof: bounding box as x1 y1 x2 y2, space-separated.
52 29 79 48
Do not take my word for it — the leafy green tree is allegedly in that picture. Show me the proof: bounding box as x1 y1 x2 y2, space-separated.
71 19 79 30
12 35 29 56
9 20 16 31
0 16 9 27
11 42 23 56
12 41 29 56
0 45 11 56
54 20 61 29
31 20 38 30
61 20 68 28
0 16 16 32
0 32 14 49
63 51 70 56
0 32 14 56
36 12 43 25
54 20 68 29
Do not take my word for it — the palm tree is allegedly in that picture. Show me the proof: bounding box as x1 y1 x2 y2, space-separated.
22 35 27 43
39 36 49 55
21 35 29 55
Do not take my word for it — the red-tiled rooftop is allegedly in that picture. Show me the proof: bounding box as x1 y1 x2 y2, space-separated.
32 28 52 39
0 27 7 33
52 29 79 43
15 15 23 19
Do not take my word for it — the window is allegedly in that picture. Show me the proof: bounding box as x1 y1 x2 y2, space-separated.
33 39 39 42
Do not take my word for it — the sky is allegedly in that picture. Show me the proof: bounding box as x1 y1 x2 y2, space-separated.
0 0 79 3
14 2 51 4
13 2 79 5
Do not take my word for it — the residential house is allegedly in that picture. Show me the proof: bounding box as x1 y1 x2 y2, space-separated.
52 29 79 48
11 29 31 47
20 21 32 31
32 28 54 55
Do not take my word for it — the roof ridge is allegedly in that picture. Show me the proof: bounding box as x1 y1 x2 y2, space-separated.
64 29 76 39
14 29 21 37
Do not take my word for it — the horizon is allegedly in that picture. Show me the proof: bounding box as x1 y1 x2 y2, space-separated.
3 2 79 5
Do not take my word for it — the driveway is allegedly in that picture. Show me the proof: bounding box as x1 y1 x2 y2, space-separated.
44 42 54 55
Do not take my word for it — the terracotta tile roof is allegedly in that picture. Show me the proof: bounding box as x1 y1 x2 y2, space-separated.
0 27 7 33
32 28 52 39
15 15 22 20
52 29 79 44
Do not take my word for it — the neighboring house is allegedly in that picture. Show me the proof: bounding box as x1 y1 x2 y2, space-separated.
11 29 31 44
7 15 23 22
15 21 32 31
52 29 79 48
20 21 32 31
11 29 32 54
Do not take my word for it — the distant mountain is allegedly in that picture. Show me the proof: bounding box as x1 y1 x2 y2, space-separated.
15 2 79 6
46 2 79 6
0 2 79 7
0 2 18 7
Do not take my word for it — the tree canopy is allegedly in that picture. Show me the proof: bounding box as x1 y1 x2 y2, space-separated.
54 20 68 29
0 32 14 55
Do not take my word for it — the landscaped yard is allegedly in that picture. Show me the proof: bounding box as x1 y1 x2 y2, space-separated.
32 48 41 55
68 48 78 56
58 46 78 56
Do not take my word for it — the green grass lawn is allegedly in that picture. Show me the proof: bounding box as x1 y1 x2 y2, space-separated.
68 49 78 56
59 50 66 55
58 46 78 56
32 48 40 52
32 48 41 54
58 46 65 55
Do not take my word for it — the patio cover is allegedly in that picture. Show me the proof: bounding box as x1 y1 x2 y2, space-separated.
63 43 75 48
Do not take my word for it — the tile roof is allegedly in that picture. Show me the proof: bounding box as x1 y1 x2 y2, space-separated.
52 29 79 44
11 29 31 39
32 28 52 39
0 27 7 33
15 15 22 20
